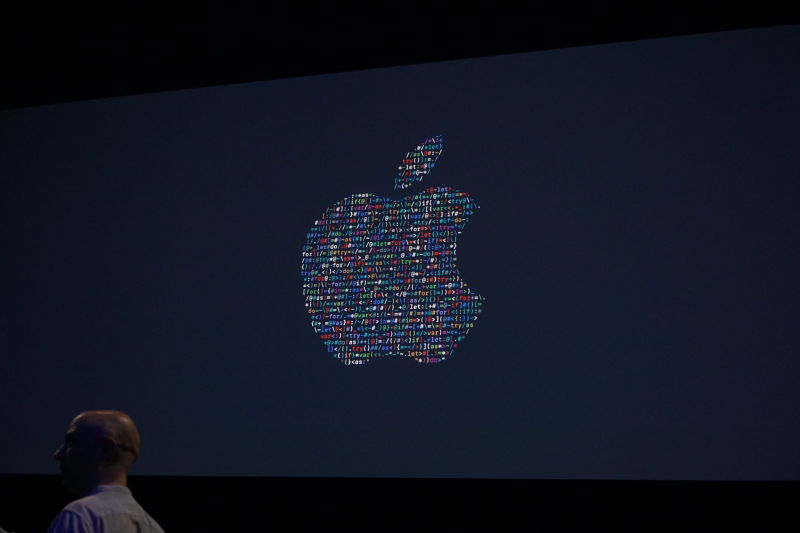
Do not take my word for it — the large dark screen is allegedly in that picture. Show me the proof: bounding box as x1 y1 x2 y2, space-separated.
2 25 799 479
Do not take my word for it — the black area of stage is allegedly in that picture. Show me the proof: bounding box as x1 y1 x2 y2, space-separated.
1 475 795 530
2 9 795 110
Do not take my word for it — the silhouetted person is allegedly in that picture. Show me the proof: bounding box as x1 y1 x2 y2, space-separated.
48 410 165 532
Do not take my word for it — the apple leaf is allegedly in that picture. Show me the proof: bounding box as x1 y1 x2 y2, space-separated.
394 134 443 190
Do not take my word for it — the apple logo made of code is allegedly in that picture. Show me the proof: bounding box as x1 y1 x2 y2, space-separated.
300 135 483 365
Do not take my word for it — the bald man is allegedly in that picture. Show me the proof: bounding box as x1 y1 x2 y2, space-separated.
48 410 165 533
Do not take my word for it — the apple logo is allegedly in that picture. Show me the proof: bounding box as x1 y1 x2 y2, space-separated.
301 135 483 365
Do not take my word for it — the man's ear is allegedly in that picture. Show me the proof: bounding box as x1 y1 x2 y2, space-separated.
99 437 118 464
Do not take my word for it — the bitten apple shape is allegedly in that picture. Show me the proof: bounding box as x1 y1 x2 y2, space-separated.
301 136 483 365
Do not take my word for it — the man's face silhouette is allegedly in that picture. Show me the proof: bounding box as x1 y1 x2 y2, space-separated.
53 416 107 496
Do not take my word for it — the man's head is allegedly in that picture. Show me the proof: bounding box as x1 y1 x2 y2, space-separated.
54 410 141 496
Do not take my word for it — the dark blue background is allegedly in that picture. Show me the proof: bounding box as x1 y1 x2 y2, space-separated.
2 26 798 479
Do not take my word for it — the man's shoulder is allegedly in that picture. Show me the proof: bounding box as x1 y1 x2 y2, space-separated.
50 486 165 533
47 507 92 533
48 488 128 533
64 485 134 514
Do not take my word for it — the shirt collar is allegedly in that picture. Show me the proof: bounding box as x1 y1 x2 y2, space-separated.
88 484 131 496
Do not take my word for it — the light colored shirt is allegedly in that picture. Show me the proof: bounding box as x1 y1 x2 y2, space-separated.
47 484 165 533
